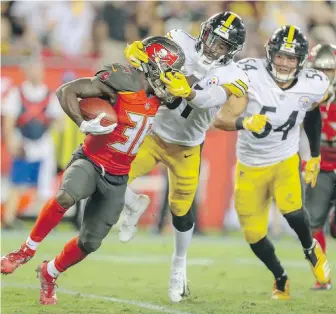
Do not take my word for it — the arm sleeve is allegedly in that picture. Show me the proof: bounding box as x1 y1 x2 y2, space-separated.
189 85 228 109
299 129 312 161
303 106 322 158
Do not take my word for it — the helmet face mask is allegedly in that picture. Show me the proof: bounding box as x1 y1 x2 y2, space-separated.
265 25 308 83
197 12 246 70
269 51 300 82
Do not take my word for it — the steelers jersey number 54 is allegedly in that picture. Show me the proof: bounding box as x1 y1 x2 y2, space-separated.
253 106 299 140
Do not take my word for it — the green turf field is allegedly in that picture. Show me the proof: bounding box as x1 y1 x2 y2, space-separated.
1 227 335 314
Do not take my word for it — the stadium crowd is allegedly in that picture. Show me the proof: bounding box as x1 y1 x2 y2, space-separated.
1 1 336 231
1 1 336 63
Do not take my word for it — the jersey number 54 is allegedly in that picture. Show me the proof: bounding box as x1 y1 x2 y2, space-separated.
253 106 299 140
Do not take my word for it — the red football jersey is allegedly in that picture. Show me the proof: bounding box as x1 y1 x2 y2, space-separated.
82 91 159 175
320 101 336 171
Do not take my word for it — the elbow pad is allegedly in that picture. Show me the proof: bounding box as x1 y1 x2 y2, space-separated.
189 86 227 109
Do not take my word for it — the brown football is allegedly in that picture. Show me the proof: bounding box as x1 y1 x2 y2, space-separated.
79 98 118 126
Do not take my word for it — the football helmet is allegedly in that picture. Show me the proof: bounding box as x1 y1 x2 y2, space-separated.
196 11 246 70
308 44 336 103
265 25 309 82
308 44 336 84
141 36 185 101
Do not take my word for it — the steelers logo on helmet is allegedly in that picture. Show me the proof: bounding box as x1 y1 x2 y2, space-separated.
265 25 309 83
196 11 246 70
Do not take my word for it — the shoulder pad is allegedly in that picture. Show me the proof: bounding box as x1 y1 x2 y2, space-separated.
95 63 142 92
166 29 196 47
237 58 260 73
301 68 330 101
223 65 249 97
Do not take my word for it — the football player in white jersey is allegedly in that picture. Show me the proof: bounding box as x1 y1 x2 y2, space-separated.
213 25 331 299
120 12 251 302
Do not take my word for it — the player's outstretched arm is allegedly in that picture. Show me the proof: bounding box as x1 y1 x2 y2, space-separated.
56 77 115 126
160 72 232 109
213 95 269 133
213 95 248 131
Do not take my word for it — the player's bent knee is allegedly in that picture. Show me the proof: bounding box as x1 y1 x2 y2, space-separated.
172 210 195 232
56 189 75 209
169 199 192 217
243 227 268 244
283 208 311 229
78 237 101 254
250 236 275 258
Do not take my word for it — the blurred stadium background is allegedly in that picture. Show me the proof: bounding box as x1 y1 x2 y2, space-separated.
1 1 336 313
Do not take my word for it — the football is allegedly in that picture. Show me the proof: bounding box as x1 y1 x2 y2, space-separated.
79 98 118 127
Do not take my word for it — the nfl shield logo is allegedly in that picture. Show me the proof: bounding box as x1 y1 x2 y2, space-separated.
145 102 150 110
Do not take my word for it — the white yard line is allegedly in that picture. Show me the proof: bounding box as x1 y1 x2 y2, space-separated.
2 230 302 247
88 255 214 266
2 282 194 314
87 254 336 270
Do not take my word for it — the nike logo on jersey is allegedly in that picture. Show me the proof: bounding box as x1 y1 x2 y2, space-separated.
184 154 193 158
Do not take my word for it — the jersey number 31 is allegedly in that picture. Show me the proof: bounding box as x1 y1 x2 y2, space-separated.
110 113 154 155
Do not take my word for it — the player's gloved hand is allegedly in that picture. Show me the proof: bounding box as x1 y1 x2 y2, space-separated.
160 72 191 98
304 155 321 188
124 41 148 68
243 114 268 133
79 113 117 136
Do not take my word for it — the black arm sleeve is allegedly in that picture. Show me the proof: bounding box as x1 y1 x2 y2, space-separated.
303 106 322 158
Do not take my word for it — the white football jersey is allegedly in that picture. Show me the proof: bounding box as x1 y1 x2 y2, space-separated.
236 58 329 166
152 29 249 146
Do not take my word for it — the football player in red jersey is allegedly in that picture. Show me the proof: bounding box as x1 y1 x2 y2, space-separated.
305 44 336 290
1 36 185 305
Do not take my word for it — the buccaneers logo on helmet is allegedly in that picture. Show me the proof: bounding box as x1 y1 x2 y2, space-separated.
145 43 179 69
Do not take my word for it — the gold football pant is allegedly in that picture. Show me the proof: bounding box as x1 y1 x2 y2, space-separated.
234 153 303 244
129 134 201 216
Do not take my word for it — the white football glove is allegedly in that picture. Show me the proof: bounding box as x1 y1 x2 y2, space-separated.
79 113 117 135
